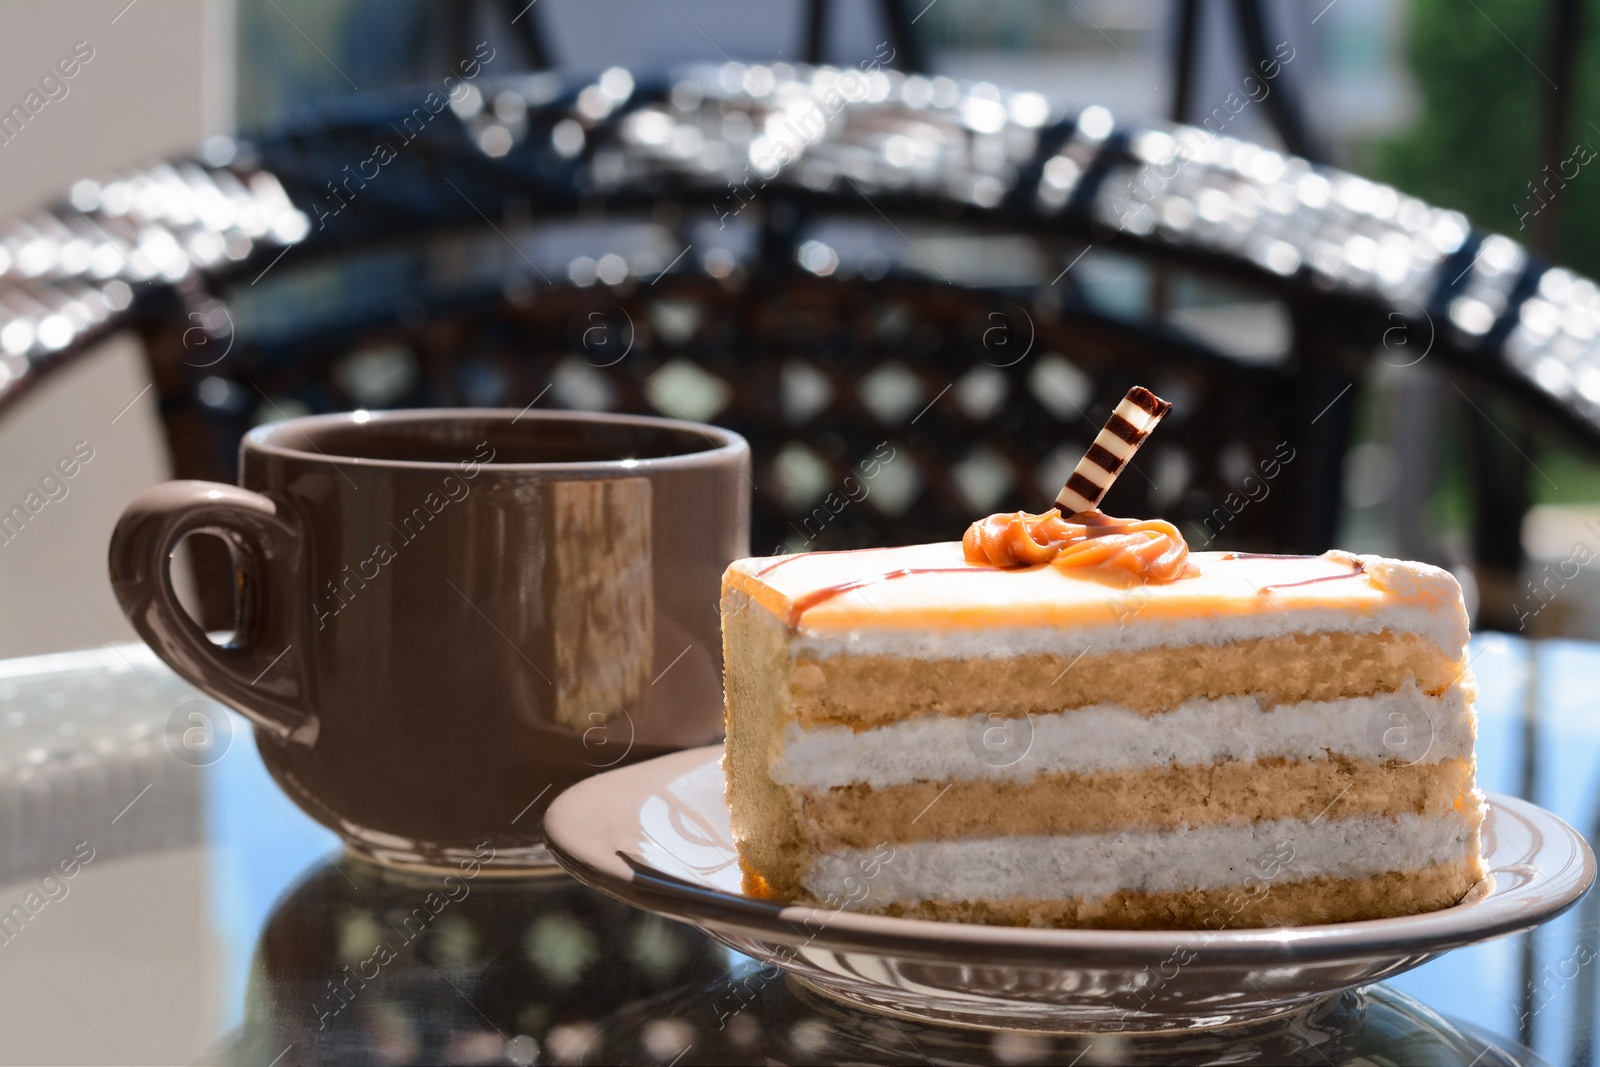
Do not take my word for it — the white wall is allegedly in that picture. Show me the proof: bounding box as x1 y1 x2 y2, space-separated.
0 0 233 658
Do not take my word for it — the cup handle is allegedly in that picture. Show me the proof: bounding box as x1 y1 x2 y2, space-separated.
109 480 316 744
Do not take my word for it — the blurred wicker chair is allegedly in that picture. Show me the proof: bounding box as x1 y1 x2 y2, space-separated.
2 58 1597 631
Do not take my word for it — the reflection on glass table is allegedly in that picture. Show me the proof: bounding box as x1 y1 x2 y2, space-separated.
0 635 1593 1065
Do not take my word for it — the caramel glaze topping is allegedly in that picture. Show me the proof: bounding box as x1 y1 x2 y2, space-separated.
962 508 1197 583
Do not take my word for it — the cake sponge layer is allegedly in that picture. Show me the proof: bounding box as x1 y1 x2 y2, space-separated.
724 587 808 899
791 631 1459 726
796 757 1479 852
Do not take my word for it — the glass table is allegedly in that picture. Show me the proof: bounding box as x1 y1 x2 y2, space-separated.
0 635 1593 1066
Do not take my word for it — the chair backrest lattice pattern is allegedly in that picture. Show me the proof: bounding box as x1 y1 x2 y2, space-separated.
145 271 1298 562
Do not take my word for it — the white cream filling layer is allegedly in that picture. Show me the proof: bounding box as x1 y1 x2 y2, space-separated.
769 680 1474 790
791 602 1466 660
806 812 1477 906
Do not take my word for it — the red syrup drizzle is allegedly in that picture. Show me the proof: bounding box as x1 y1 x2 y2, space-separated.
755 548 892 577
780 566 1001 626
1222 552 1368 595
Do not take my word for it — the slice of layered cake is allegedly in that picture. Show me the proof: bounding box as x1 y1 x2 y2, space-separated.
721 389 1485 929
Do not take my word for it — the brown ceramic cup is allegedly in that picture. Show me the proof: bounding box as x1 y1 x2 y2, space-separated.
109 409 749 870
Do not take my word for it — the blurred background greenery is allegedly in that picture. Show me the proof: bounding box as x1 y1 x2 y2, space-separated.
1364 0 1600 618
1367 0 1595 272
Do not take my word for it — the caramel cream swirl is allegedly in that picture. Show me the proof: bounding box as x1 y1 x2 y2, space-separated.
962 508 1196 582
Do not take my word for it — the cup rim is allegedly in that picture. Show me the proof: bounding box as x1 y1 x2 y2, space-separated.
243 408 749 474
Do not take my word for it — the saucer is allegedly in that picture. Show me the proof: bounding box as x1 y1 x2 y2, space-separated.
544 745 1594 1033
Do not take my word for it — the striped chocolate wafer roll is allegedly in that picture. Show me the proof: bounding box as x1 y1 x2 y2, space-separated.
1054 386 1173 514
